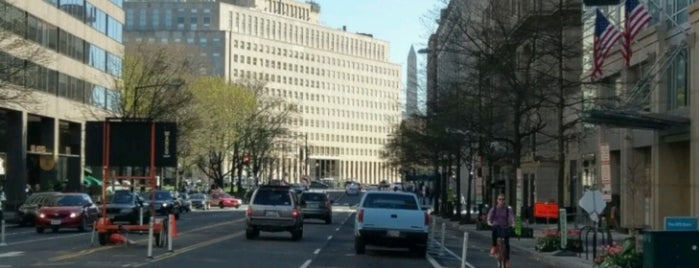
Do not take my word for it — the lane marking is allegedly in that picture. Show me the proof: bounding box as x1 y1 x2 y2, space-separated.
426 254 443 268
430 237 475 268
0 251 24 258
49 218 245 262
299 259 312 268
131 230 245 267
327 235 332 240
313 248 320 254
335 227 340 231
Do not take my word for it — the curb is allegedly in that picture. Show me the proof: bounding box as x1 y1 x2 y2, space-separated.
436 218 592 268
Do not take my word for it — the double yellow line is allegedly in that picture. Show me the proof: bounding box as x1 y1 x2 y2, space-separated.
48 218 246 263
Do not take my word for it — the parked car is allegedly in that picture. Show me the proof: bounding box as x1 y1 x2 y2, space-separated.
143 190 181 220
209 192 241 209
354 191 430 256
104 190 150 224
299 192 332 224
345 182 360 195
189 193 210 210
15 192 61 226
36 193 99 233
245 185 303 241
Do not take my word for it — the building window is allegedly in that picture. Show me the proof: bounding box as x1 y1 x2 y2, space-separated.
165 9 173 28
666 48 688 109
152 9 160 28
139 9 146 28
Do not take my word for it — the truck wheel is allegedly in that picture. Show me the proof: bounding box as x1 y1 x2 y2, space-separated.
245 228 259 239
325 216 332 225
354 236 365 254
98 232 109 245
291 228 303 241
411 245 427 257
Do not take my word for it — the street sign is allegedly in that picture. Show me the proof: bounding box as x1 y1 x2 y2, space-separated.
578 190 607 222
599 143 612 201
664 217 699 231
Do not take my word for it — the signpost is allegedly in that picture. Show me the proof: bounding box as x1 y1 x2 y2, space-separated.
599 144 612 202
560 209 567 249
578 190 607 260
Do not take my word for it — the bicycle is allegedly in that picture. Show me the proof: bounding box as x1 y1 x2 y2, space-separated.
492 226 510 268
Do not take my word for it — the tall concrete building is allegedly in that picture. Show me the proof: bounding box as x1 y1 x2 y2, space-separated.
0 0 124 207
124 0 403 185
404 45 418 118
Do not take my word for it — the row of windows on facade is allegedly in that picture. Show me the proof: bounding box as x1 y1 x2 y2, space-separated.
126 6 387 61
236 71 400 114
263 86 397 113
230 11 387 61
47 0 124 8
1 2 122 78
232 40 398 78
232 54 398 89
264 0 311 21
275 144 383 158
125 8 212 31
42 0 123 43
0 51 119 111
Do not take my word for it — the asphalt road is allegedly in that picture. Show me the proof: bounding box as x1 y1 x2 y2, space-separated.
0 190 558 268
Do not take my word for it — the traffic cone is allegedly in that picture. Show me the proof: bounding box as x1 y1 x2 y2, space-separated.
109 233 127 244
169 215 178 238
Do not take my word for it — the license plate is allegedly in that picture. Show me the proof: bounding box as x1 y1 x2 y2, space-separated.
387 230 400 237
265 211 279 217
50 219 61 225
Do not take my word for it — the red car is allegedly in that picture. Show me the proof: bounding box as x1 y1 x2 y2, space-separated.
209 192 241 209
35 193 99 233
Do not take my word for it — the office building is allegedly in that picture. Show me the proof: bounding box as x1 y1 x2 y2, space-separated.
124 0 403 185
0 0 124 206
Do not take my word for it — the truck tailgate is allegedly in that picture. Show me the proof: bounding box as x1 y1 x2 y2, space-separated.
361 208 425 231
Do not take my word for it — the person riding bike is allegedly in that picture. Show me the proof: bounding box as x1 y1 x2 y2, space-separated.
487 193 514 268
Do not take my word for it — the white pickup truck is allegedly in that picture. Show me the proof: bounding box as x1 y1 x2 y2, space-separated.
354 191 430 257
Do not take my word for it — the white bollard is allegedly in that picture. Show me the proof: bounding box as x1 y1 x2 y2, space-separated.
146 216 154 259
167 214 173 252
0 219 6 246
139 207 144 225
89 223 96 246
461 232 469 268
440 222 446 256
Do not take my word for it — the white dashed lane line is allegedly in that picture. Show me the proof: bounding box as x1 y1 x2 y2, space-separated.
313 248 321 255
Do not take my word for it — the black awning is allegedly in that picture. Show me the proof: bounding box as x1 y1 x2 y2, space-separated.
583 109 690 130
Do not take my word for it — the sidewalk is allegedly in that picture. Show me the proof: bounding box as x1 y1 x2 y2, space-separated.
433 216 633 268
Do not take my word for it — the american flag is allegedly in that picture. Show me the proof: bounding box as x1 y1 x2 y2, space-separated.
621 0 652 66
591 9 622 80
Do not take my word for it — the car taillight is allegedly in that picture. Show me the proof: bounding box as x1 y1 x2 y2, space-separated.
291 208 299 218
324 200 330 208
424 212 430 226
246 207 253 217
357 209 364 223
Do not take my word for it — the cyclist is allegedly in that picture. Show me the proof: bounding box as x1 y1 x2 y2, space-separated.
487 193 514 268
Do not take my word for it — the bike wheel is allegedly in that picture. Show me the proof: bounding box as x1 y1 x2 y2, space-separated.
497 239 506 267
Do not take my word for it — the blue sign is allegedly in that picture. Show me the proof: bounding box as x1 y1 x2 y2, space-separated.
664 217 699 231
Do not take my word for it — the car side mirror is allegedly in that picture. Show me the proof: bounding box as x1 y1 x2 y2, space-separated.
421 205 431 211
84 203 92 208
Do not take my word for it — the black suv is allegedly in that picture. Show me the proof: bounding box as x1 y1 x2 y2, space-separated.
142 190 181 220
105 190 150 224
245 185 303 241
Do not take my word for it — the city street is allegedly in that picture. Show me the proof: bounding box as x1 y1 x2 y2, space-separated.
0 191 557 268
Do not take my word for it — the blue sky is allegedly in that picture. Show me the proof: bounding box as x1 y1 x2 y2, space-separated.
313 0 445 87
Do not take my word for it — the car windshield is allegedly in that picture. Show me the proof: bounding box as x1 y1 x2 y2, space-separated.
301 193 325 202
363 194 417 210
253 190 291 205
55 195 85 206
111 193 133 204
